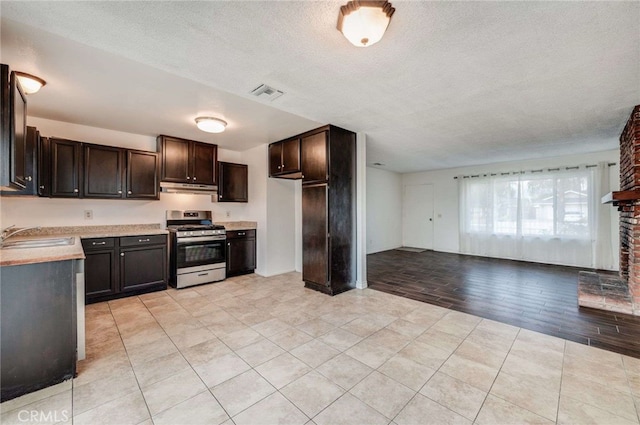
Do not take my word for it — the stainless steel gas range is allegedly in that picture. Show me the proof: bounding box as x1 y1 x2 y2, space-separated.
166 210 226 289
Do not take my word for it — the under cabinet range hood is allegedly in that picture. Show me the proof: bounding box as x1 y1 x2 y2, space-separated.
160 182 218 195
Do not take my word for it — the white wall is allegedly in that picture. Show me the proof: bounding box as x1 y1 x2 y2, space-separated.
399 149 620 269
239 143 269 276
264 178 297 276
366 166 403 254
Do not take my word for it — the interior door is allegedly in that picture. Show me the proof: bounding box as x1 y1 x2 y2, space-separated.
402 184 434 249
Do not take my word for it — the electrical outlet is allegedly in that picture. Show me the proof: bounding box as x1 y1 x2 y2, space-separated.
226 211 231 218
84 210 93 220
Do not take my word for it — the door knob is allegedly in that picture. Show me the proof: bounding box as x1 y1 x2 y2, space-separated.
429 218 433 221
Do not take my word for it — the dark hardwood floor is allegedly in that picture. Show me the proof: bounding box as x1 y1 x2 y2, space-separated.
367 249 640 359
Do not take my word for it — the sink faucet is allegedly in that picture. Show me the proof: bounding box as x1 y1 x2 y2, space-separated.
1 225 42 243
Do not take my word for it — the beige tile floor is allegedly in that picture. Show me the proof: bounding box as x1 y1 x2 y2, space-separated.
3 271 640 425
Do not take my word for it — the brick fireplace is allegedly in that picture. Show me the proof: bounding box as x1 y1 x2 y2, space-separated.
578 105 640 316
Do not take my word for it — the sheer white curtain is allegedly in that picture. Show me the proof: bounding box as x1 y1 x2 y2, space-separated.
459 165 612 268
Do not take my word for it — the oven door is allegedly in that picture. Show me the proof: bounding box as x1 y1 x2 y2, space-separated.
175 236 226 269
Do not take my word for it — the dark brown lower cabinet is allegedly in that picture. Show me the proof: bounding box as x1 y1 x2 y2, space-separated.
82 234 167 303
226 229 256 277
120 236 167 292
82 238 118 301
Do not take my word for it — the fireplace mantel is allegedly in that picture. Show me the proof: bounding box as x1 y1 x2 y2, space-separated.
601 190 640 205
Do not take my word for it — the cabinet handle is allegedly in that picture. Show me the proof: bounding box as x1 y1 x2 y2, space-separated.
301 174 305 178
120 253 125 257
73 188 79 193
118 190 122 194
193 176 197 181
228 243 230 246
25 176 32 182
186 176 191 180
138 238 150 242
128 191 132 195
197 273 209 277
92 241 106 246
39 185 45 190
238 232 245 236
277 165 281 169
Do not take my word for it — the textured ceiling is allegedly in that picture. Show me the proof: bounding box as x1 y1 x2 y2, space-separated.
1 1 638 173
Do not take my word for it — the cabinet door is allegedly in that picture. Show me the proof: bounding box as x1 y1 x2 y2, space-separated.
9 71 27 190
268 143 283 176
50 138 81 198
159 136 190 182
301 132 327 183
23 127 37 194
218 162 248 202
281 138 300 174
83 249 118 301
192 142 217 185
84 144 124 198
120 244 167 292
302 184 329 286
37 136 50 197
126 150 159 199
227 236 256 277
0 126 37 196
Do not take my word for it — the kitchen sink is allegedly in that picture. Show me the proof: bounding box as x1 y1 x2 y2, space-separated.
1 237 75 249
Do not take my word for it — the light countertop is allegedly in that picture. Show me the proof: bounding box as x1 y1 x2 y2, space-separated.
0 222 257 267
216 221 257 231
0 224 168 267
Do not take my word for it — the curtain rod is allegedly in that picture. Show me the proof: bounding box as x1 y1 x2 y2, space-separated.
453 162 617 179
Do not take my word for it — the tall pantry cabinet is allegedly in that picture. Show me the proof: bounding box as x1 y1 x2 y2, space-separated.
270 125 356 295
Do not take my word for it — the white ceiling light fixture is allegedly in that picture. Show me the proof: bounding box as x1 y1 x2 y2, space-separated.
195 116 227 133
15 71 46 94
337 0 395 47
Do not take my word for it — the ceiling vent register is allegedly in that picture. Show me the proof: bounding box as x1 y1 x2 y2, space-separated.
250 84 284 101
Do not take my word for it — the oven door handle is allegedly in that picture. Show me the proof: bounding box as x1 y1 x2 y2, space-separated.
177 236 226 243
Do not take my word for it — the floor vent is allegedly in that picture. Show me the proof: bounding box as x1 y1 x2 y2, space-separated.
250 84 284 101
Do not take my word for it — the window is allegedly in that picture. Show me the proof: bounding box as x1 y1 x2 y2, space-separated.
461 170 591 240
458 167 600 267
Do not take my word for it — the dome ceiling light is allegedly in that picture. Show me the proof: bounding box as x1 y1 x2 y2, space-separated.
337 1 395 47
15 71 46 94
195 117 227 133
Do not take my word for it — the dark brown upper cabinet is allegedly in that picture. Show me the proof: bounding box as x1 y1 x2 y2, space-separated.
268 137 301 178
84 144 124 199
0 65 30 191
50 138 82 198
157 135 217 185
37 136 50 197
126 150 159 199
218 161 248 202
1 126 38 196
301 131 328 184
43 139 159 200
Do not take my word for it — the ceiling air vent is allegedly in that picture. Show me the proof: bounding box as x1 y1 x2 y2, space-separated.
250 84 284 101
